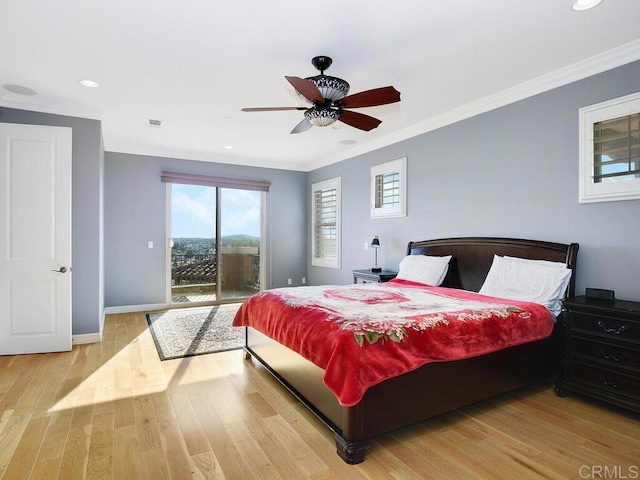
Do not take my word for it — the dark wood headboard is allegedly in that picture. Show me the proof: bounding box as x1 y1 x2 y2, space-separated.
407 237 579 297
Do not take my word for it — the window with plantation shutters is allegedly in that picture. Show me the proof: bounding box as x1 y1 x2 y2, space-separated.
371 157 407 218
593 114 639 183
375 171 400 208
311 177 341 268
579 92 640 203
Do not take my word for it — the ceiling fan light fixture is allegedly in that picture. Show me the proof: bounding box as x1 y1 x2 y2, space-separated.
298 75 350 102
305 106 340 127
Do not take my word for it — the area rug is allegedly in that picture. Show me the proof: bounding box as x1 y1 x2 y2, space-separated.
146 304 244 360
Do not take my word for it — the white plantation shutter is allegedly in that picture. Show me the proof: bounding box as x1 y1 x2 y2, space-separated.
374 171 400 208
312 177 341 268
593 113 640 183
314 189 336 258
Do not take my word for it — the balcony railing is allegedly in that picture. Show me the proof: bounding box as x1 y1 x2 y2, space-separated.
171 251 260 289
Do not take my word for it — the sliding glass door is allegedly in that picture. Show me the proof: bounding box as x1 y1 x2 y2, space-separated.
169 183 262 305
219 188 262 301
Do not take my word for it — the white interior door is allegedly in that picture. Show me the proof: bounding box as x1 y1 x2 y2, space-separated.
0 122 72 354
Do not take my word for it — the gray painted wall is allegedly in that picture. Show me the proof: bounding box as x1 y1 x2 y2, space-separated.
0 107 104 335
104 152 307 307
4 58 639 336
308 60 640 302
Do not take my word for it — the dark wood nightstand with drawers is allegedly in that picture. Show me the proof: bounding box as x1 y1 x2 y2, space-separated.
352 269 397 284
554 296 640 413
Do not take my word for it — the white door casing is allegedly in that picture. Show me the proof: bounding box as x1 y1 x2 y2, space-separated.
0 122 72 354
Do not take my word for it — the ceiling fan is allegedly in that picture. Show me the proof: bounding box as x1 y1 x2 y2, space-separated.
241 56 401 134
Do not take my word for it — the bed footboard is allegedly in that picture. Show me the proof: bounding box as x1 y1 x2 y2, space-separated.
244 324 560 464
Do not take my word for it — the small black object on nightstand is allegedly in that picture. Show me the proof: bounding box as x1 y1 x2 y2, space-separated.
585 287 615 302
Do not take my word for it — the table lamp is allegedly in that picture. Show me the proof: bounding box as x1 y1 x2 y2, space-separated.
370 236 381 272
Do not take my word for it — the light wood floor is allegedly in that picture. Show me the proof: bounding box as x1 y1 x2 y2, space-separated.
1 312 638 480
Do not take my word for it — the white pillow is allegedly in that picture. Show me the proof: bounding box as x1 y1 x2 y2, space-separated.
396 255 452 286
503 255 568 270
478 255 572 316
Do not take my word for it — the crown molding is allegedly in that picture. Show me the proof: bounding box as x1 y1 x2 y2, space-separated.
0 94 106 121
3 39 640 173
305 39 640 172
106 142 306 172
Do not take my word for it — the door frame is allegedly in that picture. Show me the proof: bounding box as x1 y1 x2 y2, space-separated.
164 183 266 307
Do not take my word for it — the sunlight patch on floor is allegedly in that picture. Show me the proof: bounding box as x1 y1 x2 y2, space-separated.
47 322 246 414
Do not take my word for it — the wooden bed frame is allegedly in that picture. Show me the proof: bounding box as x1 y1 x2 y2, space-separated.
242 237 579 464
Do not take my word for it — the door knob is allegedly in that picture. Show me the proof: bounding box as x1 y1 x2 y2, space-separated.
51 266 68 273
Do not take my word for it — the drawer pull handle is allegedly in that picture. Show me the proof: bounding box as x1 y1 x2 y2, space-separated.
604 352 622 362
597 347 628 363
599 375 620 389
596 321 627 335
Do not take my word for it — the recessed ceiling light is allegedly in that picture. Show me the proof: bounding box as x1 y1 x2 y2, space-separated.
339 139 357 145
224 145 234 150
2 84 37 95
572 0 603 11
79 79 100 88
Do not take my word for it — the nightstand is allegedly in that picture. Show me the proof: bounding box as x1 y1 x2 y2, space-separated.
555 296 640 413
352 269 397 284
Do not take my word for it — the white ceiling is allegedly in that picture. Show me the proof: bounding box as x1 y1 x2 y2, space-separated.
2 0 640 172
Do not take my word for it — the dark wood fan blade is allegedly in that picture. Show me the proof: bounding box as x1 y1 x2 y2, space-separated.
241 107 307 112
290 118 313 134
340 86 401 108
285 76 324 103
338 110 382 131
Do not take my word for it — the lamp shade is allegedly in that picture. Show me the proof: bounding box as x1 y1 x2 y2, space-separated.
371 236 380 247
296 74 350 102
305 106 340 127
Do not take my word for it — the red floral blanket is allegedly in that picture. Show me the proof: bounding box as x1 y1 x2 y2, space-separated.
232 279 554 407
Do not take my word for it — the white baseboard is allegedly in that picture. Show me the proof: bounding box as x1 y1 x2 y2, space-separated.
72 332 102 345
72 304 167 345
88 302 238 346
103 303 167 314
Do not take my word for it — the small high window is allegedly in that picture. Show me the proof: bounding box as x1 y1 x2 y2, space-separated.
579 92 640 203
371 157 407 218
